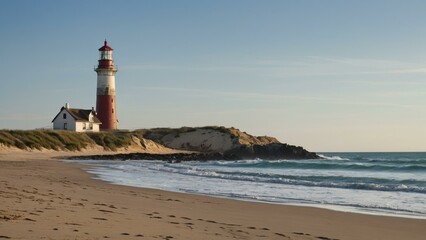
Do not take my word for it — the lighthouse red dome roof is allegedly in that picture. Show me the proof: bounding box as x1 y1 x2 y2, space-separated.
99 40 113 51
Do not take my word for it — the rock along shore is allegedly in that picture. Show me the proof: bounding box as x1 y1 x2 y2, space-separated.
68 142 320 162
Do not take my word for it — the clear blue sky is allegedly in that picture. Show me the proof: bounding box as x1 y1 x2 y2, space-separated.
1 0 426 152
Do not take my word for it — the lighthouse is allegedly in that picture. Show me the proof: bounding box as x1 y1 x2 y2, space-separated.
95 40 118 130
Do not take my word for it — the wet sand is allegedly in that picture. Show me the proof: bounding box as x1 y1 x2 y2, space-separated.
0 155 425 240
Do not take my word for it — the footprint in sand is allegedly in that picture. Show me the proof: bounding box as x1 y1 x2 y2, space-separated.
184 222 194 229
98 209 114 213
65 222 82 226
94 203 108 207
275 232 288 238
316 237 338 240
293 232 309 236
220 222 241 227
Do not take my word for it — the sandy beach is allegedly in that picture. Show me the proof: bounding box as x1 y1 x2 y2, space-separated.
0 153 425 240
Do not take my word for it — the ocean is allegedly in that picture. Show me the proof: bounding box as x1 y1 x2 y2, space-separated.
69 152 426 219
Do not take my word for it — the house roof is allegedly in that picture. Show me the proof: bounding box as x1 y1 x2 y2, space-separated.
51 107 102 123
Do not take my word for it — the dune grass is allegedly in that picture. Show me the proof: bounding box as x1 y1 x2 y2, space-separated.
0 127 232 151
140 126 231 141
87 131 133 151
0 130 139 151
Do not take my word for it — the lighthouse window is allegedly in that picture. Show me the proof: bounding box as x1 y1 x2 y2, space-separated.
63 113 66 119
112 109 114 113
100 51 112 60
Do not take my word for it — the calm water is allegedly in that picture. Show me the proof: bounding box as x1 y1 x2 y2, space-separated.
69 152 426 219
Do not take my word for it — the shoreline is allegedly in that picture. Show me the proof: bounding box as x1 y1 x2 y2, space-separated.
93 179 426 221
78 159 426 220
76 158 426 220
0 154 425 239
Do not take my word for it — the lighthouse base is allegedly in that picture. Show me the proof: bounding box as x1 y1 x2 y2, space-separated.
96 95 117 130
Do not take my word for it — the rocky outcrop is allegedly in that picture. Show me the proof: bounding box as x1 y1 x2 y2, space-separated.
141 126 281 153
131 126 319 160
69 142 319 162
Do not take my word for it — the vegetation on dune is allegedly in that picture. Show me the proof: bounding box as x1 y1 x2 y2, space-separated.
140 127 197 137
46 131 94 151
140 126 278 148
0 127 244 152
87 131 134 151
140 126 231 142
0 130 140 151
0 127 319 159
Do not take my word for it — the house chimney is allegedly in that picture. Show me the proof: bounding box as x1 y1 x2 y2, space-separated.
65 103 70 109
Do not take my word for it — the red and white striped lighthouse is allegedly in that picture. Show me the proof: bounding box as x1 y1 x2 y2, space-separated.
95 40 118 130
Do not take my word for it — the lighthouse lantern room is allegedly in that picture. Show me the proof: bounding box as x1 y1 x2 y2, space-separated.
95 40 118 130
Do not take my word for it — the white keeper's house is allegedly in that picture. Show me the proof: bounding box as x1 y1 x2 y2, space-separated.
52 103 101 132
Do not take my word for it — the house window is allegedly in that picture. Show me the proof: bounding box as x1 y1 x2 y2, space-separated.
64 123 67 130
83 123 86 130
89 123 93 130
63 113 67 119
